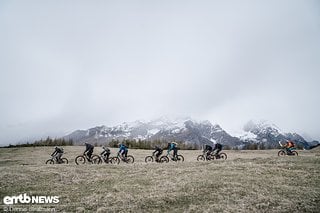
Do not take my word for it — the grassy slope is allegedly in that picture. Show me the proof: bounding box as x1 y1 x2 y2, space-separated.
0 147 319 212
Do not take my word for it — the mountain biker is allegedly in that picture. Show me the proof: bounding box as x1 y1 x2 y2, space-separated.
167 142 178 160
51 146 64 163
284 140 295 154
118 143 128 159
203 144 213 158
212 142 223 157
153 146 163 162
84 142 94 161
101 146 111 161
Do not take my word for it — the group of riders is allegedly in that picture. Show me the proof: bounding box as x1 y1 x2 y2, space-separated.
50 139 297 164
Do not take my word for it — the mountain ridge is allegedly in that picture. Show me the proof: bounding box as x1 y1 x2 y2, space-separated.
64 118 318 149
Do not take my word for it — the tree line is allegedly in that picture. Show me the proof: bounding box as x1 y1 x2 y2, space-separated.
3 137 305 150
4 137 74 148
107 139 200 150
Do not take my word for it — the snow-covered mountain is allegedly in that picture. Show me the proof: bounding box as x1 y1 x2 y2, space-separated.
64 118 317 149
64 117 242 147
237 120 311 148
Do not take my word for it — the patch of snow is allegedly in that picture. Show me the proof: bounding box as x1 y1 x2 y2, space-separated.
171 128 182 134
234 130 258 141
135 135 146 140
148 129 160 135
210 138 217 144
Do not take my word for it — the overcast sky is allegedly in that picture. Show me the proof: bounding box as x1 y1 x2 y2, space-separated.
0 0 319 145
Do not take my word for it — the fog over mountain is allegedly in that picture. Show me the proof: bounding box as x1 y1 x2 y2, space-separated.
0 1 319 145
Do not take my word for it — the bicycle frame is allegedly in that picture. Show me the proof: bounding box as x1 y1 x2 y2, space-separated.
51 154 63 163
166 152 178 160
117 153 128 162
281 147 296 154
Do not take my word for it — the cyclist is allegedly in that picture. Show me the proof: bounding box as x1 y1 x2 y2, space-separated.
167 142 178 160
212 142 223 158
118 143 128 159
153 146 163 162
203 144 213 159
284 140 295 155
84 142 94 161
101 146 111 161
51 146 64 163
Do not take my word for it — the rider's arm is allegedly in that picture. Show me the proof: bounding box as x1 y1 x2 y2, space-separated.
118 148 123 155
84 148 88 154
51 150 57 156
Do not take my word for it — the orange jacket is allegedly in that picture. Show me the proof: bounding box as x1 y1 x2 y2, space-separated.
286 141 294 148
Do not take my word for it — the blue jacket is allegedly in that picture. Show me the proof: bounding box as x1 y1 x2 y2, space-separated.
119 144 128 153
167 143 176 153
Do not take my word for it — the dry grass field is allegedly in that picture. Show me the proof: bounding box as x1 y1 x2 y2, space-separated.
0 146 319 212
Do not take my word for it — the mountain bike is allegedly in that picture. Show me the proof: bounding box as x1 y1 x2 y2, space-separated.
160 152 184 162
115 153 135 164
75 153 101 165
145 153 168 163
46 155 68 164
197 151 227 161
278 148 298 156
100 153 120 164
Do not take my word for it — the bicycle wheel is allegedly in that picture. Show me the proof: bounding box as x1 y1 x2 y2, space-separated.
278 150 286 157
160 156 169 163
292 151 298 156
61 158 69 164
46 159 54 164
75 155 86 165
176 155 184 162
126 155 134 164
219 153 227 160
110 157 120 164
197 155 205 161
145 156 154 163
92 155 102 164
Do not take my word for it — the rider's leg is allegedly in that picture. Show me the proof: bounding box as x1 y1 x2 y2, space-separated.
156 151 161 162
216 148 221 155
206 150 211 157
173 148 178 160
87 149 93 161
53 154 58 163
215 148 222 158
56 153 63 163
